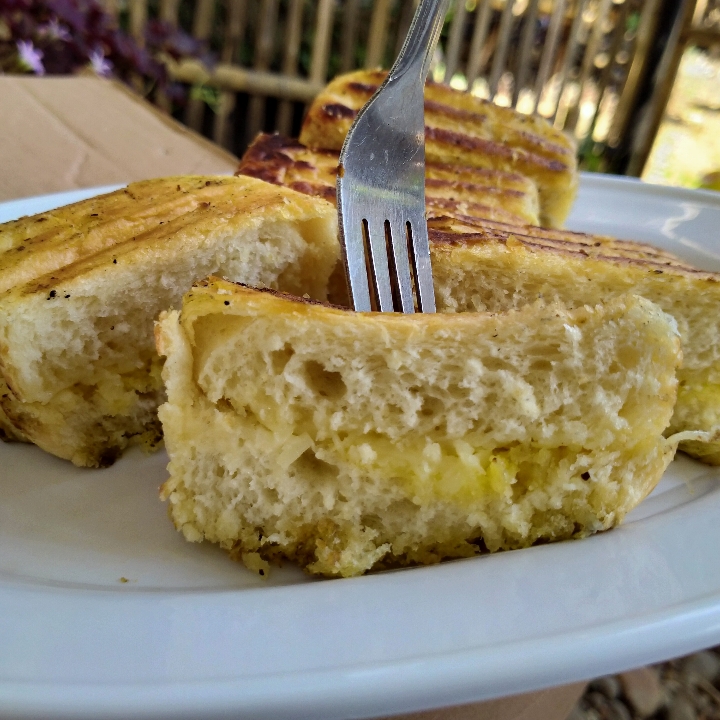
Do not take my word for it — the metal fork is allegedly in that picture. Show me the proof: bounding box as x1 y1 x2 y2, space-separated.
337 0 450 313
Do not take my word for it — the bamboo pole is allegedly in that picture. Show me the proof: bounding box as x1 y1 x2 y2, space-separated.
159 0 180 23
213 0 248 148
276 0 306 135
582 2 627 141
551 0 591 123
563 0 613 133
184 0 218 131
246 0 280 141
340 0 362 72
444 0 469 83
685 26 720 45
466 0 495 87
221 0 247 64
365 0 394 69
693 0 709 27
167 59 324 101
128 0 147 93
488 0 516 100
608 0 662 148
394 0 417 57
533 0 567 113
513 0 541 106
309 0 336 83
154 0 180 111
626 0 698 176
128 0 147 44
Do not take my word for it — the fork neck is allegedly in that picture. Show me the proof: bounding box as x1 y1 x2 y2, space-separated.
389 0 451 84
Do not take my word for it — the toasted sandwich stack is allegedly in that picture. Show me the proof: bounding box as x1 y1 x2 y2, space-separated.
236 76 720 466
1 68 715 579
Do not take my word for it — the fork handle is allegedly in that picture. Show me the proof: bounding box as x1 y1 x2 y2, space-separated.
389 0 451 84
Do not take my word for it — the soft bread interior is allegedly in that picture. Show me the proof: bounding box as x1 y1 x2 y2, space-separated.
157 280 681 577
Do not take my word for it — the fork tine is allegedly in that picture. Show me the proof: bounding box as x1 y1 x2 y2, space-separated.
338 204 372 312
366 217 395 312
387 214 415 314
407 215 436 313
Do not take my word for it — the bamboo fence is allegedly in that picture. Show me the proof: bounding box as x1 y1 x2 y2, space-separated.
103 0 720 174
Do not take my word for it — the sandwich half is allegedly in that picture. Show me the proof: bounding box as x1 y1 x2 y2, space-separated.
299 69 578 228
0 176 338 467
157 279 682 577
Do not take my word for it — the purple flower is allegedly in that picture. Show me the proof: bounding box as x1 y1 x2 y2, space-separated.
16 40 45 75
88 49 112 76
40 18 71 41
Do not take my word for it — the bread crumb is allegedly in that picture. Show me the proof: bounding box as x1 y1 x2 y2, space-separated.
242 552 271 578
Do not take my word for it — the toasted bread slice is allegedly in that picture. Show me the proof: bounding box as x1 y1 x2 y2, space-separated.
238 133 541 226
0 176 338 467
299 70 577 227
426 216 720 463
157 279 681 577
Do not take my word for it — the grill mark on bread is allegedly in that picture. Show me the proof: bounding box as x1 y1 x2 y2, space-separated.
428 227 719 279
347 81 379 95
287 182 337 202
425 178 525 199
440 215 684 260
426 161 529 185
318 100 569 159
237 134 540 226
425 127 568 173
240 134 535 190
425 199 528 225
322 103 357 119
304 113 569 179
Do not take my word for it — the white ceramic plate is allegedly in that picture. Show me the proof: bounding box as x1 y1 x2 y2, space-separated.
2 175 720 720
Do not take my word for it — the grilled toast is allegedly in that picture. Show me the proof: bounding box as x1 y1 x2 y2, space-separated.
0 176 338 466
299 69 578 228
157 279 681 577
426 215 720 464
239 133 541 226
